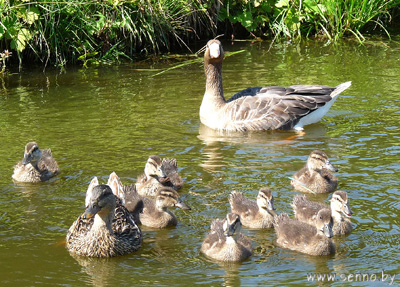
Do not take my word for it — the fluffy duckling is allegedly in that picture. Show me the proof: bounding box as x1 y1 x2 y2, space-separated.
66 184 142 257
138 186 191 228
135 156 184 197
229 187 276 228
12 142 59 183
273 210 335 256
292 191 353 235
160 158 184 190
201 213 252 262
291 150 338 193
107 172 143 223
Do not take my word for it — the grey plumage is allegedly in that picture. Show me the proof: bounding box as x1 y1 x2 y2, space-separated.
12 142 60 183
273 211 335 256
291 150 338 193
200 39 351 132
292 191 353 235
201 213 252 262
229 187 276 228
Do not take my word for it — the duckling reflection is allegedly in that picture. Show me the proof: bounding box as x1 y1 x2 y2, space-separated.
12 142 60 182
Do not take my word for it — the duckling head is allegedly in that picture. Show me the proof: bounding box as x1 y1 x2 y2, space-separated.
22 142 42 166
331 190 353 218
155 187 191 211
144 155 165 179
257 187 276 214
307 150 338 173
223 213 242 238
84 185 116 226
315 208 334 238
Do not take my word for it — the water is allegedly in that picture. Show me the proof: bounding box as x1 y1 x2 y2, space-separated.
1 38 400 286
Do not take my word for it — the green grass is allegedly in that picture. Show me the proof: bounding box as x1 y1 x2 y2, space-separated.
0 0 399 68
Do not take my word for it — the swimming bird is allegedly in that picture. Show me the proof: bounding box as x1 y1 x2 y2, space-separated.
290 150 338 193
200 39 351 132
273 210 335 256
201 213 252 262
66 184 142 257
12 142 60 183
291 191 353 235
135 155 184 197
229 187 276 228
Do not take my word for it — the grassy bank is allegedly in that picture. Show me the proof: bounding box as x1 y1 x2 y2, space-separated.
1 0 399 68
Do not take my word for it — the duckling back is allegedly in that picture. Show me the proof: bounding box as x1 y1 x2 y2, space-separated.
273 213 335 256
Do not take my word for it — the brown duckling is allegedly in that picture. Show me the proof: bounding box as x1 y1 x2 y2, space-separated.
160 158 184 190
137 186 191 228
200 39 351 131
273 210 335 256
291 150 338 193
229 187 276 228
292 190 353 235
66 184 142 257
12 142 59 183
201 213 252 262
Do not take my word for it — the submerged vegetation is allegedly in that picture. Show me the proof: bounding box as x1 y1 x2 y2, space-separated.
0 0 399 68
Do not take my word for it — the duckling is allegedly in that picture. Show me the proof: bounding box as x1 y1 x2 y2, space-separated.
66 184 142 257
291 191 353 235
12 142 60 183
201 213 252 262
138 186 191 228
160 158 184 190
273 210 335 256
135 155 168 197
291 150 338 193
229 187 276 228
107 171 143 223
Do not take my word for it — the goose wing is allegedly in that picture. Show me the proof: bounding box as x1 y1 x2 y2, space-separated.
223 85 336 131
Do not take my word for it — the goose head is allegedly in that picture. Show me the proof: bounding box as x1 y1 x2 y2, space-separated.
144 155 166 179
257 187 276 215
315 208 334 238
307 150 338 173
223 213 242 238
84 184 116 225
205 39 224 65
330 190 353 218
22 142 42 166
155 187 191 211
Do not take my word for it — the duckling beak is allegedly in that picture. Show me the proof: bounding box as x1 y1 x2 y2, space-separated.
325 161 338 172
343 204 353 218
176 201 191 210
268 200 275 211
225 223 236 237
22 153 33 165
323 223 333 238
83 204 101 219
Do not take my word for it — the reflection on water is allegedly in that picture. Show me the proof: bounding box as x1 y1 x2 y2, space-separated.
1 38 400 285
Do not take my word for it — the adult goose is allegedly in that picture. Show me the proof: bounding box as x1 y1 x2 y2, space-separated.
200 39 351 132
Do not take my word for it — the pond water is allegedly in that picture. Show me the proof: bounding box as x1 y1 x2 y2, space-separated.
1 37 400 286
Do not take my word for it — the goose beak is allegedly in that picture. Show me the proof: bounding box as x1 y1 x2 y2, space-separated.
208 42 221 59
